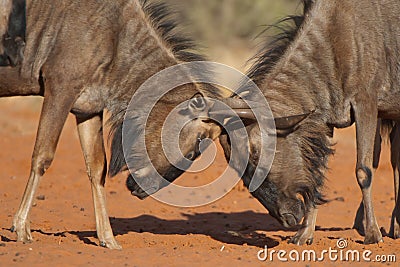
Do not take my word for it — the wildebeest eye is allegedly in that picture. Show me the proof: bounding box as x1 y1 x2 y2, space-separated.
201 119 214 123
186 151 196 160
189 95 206 113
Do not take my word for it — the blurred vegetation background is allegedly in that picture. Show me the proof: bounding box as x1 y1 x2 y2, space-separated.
168 0 301 69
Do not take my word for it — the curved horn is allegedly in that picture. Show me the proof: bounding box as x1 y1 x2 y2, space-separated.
209 98 259 120
274 113 311 130
219 98 250 109
234 109 256 120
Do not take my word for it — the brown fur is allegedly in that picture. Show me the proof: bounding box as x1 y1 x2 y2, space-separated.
0 0 223 249
223 0 400 245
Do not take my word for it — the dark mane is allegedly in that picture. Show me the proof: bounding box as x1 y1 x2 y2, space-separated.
298 120 334 207
247 0 314 85
140 0 205 63
108 0 207 177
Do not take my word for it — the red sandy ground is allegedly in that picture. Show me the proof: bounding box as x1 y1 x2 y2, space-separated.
0 97 398 267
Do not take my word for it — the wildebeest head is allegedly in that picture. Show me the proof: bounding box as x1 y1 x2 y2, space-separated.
109 83 251 200
221 111 333 228
128 92 220 199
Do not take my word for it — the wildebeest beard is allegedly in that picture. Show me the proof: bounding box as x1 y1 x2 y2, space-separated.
109 115 204 199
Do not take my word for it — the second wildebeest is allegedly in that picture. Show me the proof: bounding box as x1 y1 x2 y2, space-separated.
220 0 400 245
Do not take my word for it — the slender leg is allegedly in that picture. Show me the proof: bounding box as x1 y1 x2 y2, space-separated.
390 124 400 239
352 99 382 244
289 207 318 245
11 90 75 242
76 114 121 249
353 121 382 235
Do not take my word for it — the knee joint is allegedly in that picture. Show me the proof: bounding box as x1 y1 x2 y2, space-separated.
356 166 372 189
34 158 53 176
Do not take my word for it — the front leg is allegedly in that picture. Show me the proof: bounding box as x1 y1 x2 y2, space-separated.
352 98 382 244
76 114 121 250
12 90 74 243
353 121 382 235
289 207 318 245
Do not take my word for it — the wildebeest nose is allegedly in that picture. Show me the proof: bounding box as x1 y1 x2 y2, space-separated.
126 175 150 199
131 189 150 200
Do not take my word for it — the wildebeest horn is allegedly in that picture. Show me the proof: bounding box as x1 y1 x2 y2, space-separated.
209 98 257 120
219 98 251 109
274 113 311 130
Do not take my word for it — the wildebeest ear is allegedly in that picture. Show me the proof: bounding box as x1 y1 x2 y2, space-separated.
274 112 311 133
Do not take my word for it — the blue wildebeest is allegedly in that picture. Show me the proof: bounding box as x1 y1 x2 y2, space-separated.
220 0 400 245
0 0 249 249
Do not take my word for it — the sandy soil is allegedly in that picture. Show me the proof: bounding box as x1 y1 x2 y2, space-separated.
0 97 398 267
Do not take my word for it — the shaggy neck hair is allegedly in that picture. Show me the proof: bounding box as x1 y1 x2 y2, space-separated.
296 119 334 206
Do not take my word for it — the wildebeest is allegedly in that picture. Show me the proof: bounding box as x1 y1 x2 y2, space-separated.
220 0 400 245
0 0 247 249
0 0 25 66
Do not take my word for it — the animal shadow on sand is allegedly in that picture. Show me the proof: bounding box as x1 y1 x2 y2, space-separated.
67 211 350 248
2 211 353 248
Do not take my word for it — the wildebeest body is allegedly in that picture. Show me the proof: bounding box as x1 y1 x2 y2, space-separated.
1 0 227 249
223 0 400 245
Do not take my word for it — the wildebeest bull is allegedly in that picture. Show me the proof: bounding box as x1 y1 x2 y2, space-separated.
0 0 248 249
220 0 400 245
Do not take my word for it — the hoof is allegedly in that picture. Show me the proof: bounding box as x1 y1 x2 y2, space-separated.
289 231 314 246
389 222 400 239
364 232 383 245
99 239 122 250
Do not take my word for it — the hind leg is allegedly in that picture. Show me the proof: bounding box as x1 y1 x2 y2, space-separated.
76 114 121 249
390 124 400 239
289 207 318 245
